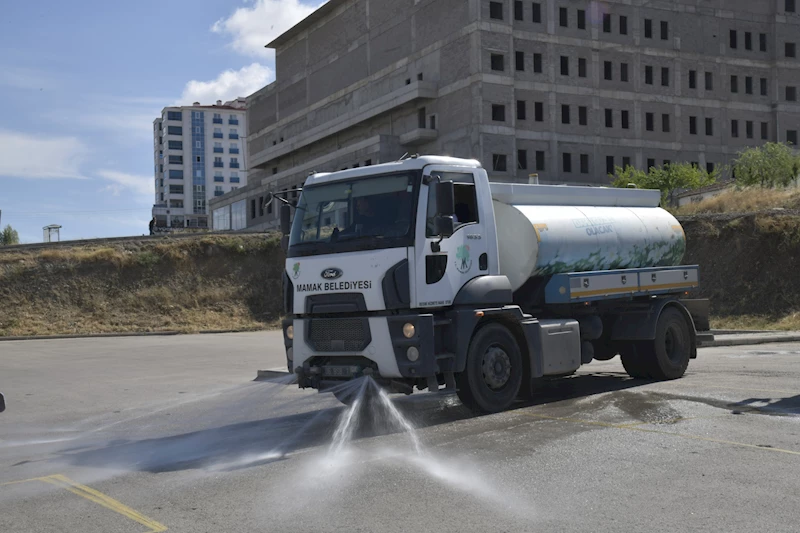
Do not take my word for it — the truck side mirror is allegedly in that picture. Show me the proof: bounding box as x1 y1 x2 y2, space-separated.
435 215 455 238
280 203 291 235
436 180 455 217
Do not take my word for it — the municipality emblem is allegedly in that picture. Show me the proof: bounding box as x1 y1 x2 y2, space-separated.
455 245 472 273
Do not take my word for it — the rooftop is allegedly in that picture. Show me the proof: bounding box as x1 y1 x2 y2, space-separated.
267 0 345 49
160 99 247 114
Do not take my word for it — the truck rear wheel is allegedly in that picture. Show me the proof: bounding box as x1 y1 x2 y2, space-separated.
643 307 692 380
456 323 523 413
620 342 650 379
621 308 691 380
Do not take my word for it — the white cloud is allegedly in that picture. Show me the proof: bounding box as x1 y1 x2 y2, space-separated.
212 0 326 58
96 170 153 197
178 63 273 105
0 130 88 180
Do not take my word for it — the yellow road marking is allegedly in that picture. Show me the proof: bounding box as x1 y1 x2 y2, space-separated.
0 476 52 486
521 412 800 456
1 474 167 532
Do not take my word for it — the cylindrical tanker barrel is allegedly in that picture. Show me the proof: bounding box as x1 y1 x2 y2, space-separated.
494 200 686 292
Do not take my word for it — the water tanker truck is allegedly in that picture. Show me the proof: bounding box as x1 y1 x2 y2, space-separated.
273 156 710 413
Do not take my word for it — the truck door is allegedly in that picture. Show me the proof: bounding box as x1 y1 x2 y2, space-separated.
412 167 490 308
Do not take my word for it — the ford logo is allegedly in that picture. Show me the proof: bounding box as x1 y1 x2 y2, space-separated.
321 268 343 280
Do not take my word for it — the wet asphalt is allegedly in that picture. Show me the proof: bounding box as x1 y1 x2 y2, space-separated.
1 332 799 532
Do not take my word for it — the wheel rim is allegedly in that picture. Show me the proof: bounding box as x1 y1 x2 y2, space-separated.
663 324 684 364
481 344 512 390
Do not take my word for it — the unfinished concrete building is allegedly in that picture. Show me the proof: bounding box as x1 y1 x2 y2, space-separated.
210 0 800 230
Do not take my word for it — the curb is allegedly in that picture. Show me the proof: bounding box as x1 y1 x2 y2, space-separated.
701 335 800 347
710 329 772 335
0 328 270 342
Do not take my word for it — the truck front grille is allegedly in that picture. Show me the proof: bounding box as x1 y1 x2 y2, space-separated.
308 318 371 352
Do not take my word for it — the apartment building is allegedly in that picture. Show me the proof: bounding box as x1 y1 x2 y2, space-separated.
209 0 800 230
152 99 248 230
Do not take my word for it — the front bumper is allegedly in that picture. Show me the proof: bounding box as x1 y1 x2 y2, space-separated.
285 313 436 385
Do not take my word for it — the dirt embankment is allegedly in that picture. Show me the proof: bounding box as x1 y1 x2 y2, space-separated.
681 213 800 325
0 235 286 337
1 211 799 337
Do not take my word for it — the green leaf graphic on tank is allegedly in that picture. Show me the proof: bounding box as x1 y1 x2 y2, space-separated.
455 245 472 273
534 234 687 276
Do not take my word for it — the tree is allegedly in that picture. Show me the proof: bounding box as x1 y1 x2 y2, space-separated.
732 142 800 188
611 162 718 206
0 225 20 246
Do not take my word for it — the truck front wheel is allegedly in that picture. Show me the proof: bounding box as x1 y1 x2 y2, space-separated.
456 323 523 413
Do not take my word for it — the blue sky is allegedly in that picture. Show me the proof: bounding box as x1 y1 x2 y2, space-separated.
0 0 323 243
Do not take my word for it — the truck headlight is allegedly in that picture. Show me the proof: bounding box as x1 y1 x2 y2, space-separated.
286 325 294 340
406 346 419 362
402 323 415 338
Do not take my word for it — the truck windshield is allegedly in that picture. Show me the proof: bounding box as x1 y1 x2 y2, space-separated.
288 172 418 253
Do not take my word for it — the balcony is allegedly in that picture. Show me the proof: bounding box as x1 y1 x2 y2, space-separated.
250 80 439 169
229 162 240 168
213 147 224 153
230 177 240 183
228 119 239 125
400 128 438 147
214 162 224 168
229 133 239 139
213 118 223 124
214 176 224 182
213 132 224 139
229 148 240 154
214 190 225 197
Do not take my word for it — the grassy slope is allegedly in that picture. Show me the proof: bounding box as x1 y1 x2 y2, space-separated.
2 189 799 336
674 187 800 215
0 235 285 336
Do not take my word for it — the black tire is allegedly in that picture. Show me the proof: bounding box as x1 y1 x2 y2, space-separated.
642 307 692 380
592 317 618 361
620 308 691 381
456 323 523 413
592 341 618 361
620 342 651 379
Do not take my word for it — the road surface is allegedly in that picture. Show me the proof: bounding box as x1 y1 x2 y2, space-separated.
1 332 799 532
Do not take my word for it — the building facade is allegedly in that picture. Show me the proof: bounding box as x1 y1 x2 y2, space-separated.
210 0 800 230
152 99 248 230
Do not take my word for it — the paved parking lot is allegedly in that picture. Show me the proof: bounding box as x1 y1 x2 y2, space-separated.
1 332 799 532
